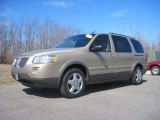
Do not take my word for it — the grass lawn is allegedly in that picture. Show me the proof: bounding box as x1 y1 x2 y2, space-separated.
0 64 17 85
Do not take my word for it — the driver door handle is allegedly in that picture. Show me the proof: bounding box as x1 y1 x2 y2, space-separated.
116 54 120 58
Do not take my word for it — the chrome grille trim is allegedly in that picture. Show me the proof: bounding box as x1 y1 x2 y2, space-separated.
12 57 28 68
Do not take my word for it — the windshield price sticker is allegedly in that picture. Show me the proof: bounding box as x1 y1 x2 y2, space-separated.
85 34 93 39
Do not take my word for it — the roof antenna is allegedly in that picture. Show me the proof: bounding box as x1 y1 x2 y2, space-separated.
91 31 95 34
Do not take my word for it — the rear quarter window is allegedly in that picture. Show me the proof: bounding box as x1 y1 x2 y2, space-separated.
130 39 144 53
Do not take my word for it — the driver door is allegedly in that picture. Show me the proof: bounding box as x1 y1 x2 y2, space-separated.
88 34 115 83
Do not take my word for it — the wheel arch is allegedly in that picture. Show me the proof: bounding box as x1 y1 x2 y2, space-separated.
132 62 143 71
57 61 89 88
131 62 144 76
130 62 144 83
150 64 160 69
135 63 143 70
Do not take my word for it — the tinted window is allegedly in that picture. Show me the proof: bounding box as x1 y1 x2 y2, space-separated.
112 35 132 53
91 35 111 52
130 39 144 53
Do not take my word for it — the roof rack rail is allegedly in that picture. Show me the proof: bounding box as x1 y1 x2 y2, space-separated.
108 32 135 39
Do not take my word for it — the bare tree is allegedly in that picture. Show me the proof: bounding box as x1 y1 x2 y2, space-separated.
135 34 150 52
0 17 9 63
156 35 160 50
0 16 82 64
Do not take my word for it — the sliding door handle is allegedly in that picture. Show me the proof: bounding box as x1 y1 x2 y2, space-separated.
109 54 114 57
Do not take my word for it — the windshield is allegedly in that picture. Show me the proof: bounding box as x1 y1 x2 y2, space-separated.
52 34 95 48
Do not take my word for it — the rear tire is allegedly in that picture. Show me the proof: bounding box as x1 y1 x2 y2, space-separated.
60 68 86 98
131 67 143 85
151 66 160 75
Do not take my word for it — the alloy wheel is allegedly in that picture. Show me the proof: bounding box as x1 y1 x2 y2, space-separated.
67 73 84 94
135 68 142 83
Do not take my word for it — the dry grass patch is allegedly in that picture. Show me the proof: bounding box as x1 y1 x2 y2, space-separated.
0 64 17 85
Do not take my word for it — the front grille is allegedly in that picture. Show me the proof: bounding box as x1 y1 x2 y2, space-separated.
12 57 28 68
19 58 28 67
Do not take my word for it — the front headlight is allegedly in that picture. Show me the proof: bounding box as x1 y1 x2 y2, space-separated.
33 54 56 64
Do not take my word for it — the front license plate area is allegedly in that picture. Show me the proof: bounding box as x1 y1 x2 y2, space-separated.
14 73 20 81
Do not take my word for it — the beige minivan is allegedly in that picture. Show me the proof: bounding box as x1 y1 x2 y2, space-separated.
11 33 147 98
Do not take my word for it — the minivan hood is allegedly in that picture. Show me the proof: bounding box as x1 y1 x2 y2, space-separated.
20 48 78 56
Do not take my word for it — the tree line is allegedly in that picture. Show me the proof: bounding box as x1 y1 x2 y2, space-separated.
0 17 81 64
0 16 160 64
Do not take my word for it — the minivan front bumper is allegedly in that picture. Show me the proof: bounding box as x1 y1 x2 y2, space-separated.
11 72 59 88
11 55 62 88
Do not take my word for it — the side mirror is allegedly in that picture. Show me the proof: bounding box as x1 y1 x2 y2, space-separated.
90 45 103 52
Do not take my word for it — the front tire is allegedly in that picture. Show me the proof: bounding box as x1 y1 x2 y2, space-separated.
60 68 86 98
151 66 160 75
131 67 143 85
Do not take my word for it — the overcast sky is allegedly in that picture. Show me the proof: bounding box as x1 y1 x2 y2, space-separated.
0 0 160 43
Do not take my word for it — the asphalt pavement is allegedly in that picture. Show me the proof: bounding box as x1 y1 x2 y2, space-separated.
0 75 160 120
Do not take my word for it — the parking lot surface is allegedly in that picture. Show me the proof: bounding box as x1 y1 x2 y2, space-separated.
0 75 160 120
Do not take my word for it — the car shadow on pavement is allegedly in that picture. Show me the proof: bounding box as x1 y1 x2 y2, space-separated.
84 80 147 96
23 88 62 98
22 80 147 98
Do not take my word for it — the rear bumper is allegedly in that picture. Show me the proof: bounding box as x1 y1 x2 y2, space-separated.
11 72 59 88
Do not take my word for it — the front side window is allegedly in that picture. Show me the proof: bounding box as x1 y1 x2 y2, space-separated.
130 39 144 53
90 35 111 52
52 34 95 48
112 35 132 53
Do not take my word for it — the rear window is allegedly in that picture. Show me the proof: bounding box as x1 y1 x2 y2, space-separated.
130 39 144 53
112 35 132 53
